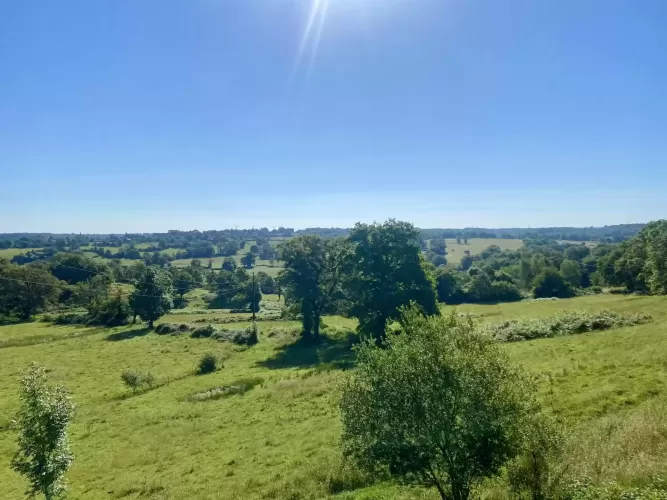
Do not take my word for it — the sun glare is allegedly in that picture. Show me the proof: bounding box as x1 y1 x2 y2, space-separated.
292 0 382 80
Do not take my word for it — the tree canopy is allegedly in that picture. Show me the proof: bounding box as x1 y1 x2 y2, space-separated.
129 267 173 328
278 235 349 340
345 220 438 342
340 306 538 500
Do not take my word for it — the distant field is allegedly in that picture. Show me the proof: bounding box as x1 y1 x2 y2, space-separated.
0 248 40 259
557 240 599 248
431 237 524 265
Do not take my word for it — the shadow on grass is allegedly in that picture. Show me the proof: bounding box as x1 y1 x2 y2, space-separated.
258 334 356 371
105 327 152 342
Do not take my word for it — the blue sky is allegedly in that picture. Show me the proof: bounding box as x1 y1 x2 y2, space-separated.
1 0 665 233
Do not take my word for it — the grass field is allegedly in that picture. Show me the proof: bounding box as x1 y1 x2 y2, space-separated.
433 238 524 265
0 248 40 259
1 294 667 499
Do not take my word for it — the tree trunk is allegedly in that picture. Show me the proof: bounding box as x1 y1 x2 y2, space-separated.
313 310 321 341
149 318 154 329
132 312 137 324
434 481 447 500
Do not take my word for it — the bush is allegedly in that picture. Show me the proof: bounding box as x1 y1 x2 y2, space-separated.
485 310 653 342
39 313 55 323
533 269 575 299
564 481 667 500
120 370 156 394
120 370 141 394
53 313 88 325
211 323 259 346
191 324 217 338
155 323 192 335
507 414 565 500
340 305 539 500
197 353 218 374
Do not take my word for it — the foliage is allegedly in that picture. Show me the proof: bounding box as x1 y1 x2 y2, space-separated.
171 268 194 298
340 306 538 500
560 259 583 288
345 220 438 343
120 370 155 394
209 269 261 312
507 414 566 500
212 323 259 346
129 267 173 328
484 309 652 342
0 260 62 320
256 271 276 294
221 257 236 272
91 290 131 326
278 235 349 340
71 273 112 315
241 251 256 269
533 269 575 298
50 252 107 284
435 268 467 304
197 353 219 374
11 363 75 500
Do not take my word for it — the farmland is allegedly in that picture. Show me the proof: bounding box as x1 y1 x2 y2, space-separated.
1 293 667 499
434 237 524 265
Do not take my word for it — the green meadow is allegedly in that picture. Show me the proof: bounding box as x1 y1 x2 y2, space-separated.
1 293 666 499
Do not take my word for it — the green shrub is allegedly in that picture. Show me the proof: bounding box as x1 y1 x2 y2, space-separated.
197 353 218 375
120 370 141 394
39 313 55 323
485 310 653 342
191 324 217 338
211 324 259 345
156 323 192 335
53 313 89 325
120 370 156 394
564 480 667 500
155 323 177 335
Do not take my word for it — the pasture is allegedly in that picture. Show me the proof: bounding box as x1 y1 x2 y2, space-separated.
0 248 40 259
1 294 666 499
436 238 524 265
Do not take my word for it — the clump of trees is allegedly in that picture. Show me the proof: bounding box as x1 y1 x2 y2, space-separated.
597 220 667 294
0 260 62 320
340 306 542 500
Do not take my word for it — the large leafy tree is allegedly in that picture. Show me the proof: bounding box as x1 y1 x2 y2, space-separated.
532 269 574 298
278 235 349 341
50 253 107 284
0 261 62 320
340 306 537 500
240 251 256 269
642 220 667 294
559 259 582 288
129 267 173 328
345 220 438 342
12 363 75 500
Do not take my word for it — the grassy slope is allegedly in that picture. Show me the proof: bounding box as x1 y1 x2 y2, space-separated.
0 295 666 499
